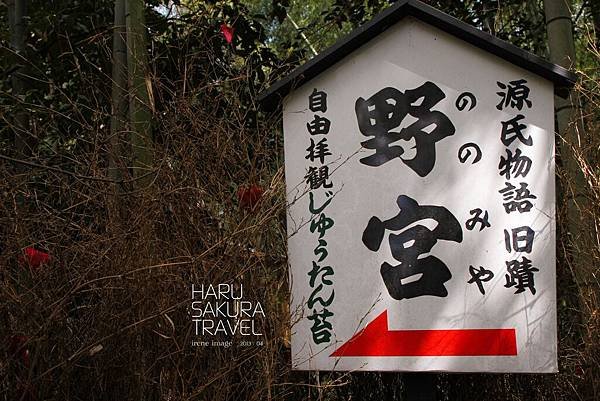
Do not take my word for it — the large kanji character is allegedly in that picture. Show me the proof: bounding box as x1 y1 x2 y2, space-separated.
355 82 455 177
499 182 537 214
308 308 333 344
504 226 535 253
500 115 532 146
308 88 328 113
306 115 331 136
505 256 539 295
496 79 532 111
305 138 332 164
498 148 532 179
304 166 333 190
362 195 462 300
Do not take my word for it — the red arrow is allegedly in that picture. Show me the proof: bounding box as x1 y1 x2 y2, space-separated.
330 310 517 357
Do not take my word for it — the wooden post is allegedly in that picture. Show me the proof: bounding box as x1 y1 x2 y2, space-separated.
404 373 437 401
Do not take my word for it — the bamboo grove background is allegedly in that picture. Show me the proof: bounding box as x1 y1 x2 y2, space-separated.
0 0 598 400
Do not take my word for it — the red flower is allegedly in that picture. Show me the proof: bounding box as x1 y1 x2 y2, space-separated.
8 335 30 367
16 382 37 401
8 335 28 351
20 247 51 269
220 23 235 44
237 185 264 210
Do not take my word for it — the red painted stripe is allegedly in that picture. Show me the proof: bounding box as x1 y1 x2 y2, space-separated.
331 311 517 357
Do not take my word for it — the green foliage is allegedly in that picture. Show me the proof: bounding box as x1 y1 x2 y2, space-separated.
1 0 116 156
1 0 596 163
240 0 554 61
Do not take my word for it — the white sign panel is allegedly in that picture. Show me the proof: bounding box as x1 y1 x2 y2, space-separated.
283 18 556 372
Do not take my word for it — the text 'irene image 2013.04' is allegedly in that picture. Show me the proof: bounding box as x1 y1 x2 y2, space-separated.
1 0 598 400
